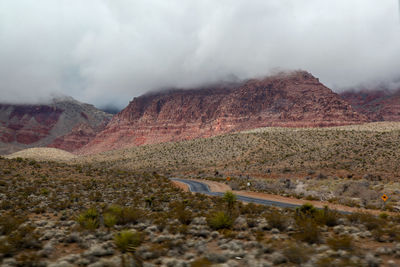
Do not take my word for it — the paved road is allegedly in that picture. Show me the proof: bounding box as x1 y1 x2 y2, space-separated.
171 178 300 209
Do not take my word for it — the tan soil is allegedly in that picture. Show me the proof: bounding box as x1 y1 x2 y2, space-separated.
189 179 232 192
6 147 77 162
172 180 189 192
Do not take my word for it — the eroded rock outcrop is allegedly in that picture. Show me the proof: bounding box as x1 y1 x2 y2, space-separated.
340 88 400 121
81 71 368 154
0 97 112 154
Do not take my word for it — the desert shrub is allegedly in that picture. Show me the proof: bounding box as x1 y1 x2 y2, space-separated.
114 230 143 253
296 204 339 227
283 242 311 264
239 202 266 215
385 226 400 242
152 212 169 232
347 213 383 231
173 202 193 225
315 207 339 227
379 213 389 220
294 218 321 244
1 225 41 256
76 207 99 230
103 213 117 228
0 214 25 235
327 235 353 251
266 210 287 231
296 203 318 218
223 191 237 213
106 205 144 225
208 211 233 230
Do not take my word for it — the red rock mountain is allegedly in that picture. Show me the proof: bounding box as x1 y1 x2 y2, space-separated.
0 97 112 154
340 88 400 121
81 71 368 154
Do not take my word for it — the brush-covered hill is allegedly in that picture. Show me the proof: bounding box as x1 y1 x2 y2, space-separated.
0 97 112 154
81 71 367 154
77 122 400 180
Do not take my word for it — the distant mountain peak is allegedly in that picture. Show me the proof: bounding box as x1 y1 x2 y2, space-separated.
0 97 112 155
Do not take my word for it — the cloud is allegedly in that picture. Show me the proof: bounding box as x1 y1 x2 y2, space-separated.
0 0 399 108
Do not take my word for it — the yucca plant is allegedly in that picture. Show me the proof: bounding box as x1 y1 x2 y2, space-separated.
114 230 143 253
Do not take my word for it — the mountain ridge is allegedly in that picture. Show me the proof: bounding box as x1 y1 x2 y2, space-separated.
0 97 112 154
80 71 368 154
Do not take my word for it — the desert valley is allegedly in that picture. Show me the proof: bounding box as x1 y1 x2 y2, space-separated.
1 1 400 266
1 70 400 266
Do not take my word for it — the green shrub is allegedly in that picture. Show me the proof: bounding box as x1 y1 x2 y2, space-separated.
208 211 233 230
223 191 237 214
76 208 99 230
105 205 144 225
379 213 389 220
296 203 318 218
315 206 339 227
114 230 143 253
104 213 117 228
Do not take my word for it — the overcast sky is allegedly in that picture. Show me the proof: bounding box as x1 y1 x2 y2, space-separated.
1 0 400 108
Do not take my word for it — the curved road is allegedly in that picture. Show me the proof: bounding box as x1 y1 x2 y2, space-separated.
171 178 300 209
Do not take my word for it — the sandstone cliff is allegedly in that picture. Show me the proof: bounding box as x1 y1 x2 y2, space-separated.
0 97 112 154
340 88 400 121
81 71 368 154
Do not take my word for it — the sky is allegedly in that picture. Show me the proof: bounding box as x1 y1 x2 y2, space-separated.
0 0 400 109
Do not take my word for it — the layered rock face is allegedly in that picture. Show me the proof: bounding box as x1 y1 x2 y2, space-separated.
0 97 112 154
81 71 368 154
340 88 400 121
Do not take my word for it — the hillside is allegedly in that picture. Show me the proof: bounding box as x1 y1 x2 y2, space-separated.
80 71 367 154
5 147 77 161
78 122 400 179
77 122 400 210
0 97 112 154
340 88 400 121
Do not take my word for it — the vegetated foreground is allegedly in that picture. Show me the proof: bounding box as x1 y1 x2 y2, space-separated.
78 122 400 211
1 157 400 266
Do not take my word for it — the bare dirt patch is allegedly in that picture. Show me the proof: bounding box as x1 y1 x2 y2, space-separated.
6 147 77 162
172 180 189 192
190 179 231 192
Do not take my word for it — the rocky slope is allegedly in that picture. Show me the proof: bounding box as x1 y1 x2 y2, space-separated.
340 88 400 121
0 97 112 154
81 71 368 154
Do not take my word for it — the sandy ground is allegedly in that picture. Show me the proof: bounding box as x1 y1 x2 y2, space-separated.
5 147 77 161
173 179 397 216
190 179 232 192
171 180 189 192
